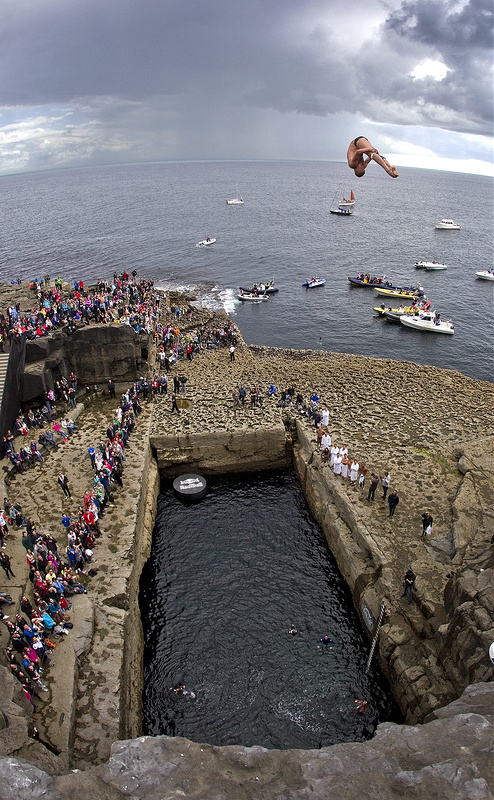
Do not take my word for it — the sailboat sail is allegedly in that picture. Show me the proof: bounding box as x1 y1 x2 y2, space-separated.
330 185 355 215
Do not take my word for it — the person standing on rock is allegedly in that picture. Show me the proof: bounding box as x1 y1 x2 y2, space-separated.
381 472 391 500
388 489 399 517
57 473 71 498
349 459 359 485
359 464 367 489
108 379 116 399
421 511 433 537
367 474 379 501
333 452 342 476
0 551 15 579
401 568 416 604
229 344 235 362
171 393 180 414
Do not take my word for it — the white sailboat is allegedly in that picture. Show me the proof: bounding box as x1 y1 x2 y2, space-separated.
338 188 355 208
226 185 244 205
330 186 355 215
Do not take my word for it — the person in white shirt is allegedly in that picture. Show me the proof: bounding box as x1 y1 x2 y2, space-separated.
321 432 331 452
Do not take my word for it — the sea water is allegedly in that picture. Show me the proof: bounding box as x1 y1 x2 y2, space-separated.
0 160 492 380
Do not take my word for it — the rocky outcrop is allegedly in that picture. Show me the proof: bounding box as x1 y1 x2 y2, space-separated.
151 426 292 476
21 325 152 404
0 682 492 800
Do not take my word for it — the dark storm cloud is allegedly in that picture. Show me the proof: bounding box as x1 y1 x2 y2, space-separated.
378 0 494 132
385 0 493 49
0 0 491 143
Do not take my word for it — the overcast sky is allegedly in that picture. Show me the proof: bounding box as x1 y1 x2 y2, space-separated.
0 0 492 177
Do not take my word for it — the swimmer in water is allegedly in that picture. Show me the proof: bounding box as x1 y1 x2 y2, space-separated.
170 684 196 699
318 635 335 644
355 699 368 713
288 627 298 635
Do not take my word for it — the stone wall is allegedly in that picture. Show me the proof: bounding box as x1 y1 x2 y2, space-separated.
292 421 494 723
150 425 292 477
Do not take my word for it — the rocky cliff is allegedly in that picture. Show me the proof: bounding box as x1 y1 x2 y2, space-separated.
22 325 152 404
1 683 492 800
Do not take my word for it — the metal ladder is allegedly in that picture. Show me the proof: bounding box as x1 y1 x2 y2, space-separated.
365 602 386 673
0 352 9 408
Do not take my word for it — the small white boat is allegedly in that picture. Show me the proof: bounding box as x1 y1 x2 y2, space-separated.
475 270 494 281
196 237 216 247
415 261 448 270
237 291 269 302
435 218 460 230
400 312 454 334
227 184 244 205
302 278 326 288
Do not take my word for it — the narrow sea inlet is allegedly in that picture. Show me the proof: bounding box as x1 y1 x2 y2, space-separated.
140 470 400 748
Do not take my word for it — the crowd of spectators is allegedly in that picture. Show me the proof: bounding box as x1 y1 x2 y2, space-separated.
0 271 159 345
0 374 149 753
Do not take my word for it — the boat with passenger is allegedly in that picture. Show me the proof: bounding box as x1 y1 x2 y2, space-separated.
348 275 394 289
475 270 494 281
415 261 448 270
374 285 425 299
374 300 431 316
435 218 460 230
400 312 454 334
330 206 353 216
196 236 216 247
238 281 278 294
302 278 326 288
237 291 269 302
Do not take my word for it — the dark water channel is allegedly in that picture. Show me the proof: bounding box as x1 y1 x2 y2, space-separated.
140 471 401 748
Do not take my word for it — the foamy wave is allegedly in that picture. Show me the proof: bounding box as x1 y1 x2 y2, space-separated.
154 279 238 316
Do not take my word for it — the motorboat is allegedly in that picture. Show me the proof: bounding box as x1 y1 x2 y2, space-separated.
435 218 460 230
400 312 454 334
302 278 326 288
384 310 405 324
374 301 431 316
348 276 393 288
415 261 448 270
374 285 424 299
239 282 278 294
330 206 353 216
196 237 216 247
226 186 244 205
384 307 434 324
475 270 494 281
237 291 269 302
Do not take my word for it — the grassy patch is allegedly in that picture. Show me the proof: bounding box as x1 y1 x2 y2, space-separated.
108 543 118 553
412 447 456 473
